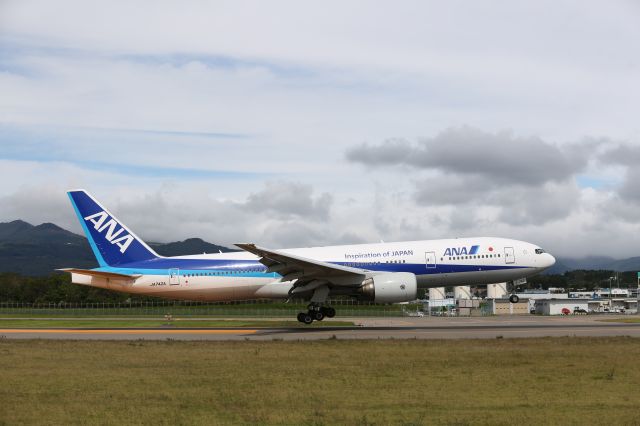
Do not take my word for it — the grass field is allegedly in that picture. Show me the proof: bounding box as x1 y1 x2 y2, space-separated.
1 337 639 425
0 318 355 328
601 317 640 323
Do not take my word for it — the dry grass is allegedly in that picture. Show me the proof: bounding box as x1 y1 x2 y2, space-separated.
1 337 639 425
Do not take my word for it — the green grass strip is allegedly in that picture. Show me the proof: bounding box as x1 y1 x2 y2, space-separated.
0 319 355 328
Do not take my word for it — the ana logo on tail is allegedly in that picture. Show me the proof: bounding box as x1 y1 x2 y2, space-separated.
84 211 134 253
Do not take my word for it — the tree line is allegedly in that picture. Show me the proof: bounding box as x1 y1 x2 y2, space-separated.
527 270 638 291
0 273 153 304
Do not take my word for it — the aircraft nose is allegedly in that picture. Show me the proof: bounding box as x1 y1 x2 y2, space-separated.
545 253 556 268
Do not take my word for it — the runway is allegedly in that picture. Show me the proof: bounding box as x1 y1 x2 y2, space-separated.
1 315 639 340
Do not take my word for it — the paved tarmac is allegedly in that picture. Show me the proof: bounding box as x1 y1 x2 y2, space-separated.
1 315 639 340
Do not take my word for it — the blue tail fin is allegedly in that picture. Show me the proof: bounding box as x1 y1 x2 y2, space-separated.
67 190 159 267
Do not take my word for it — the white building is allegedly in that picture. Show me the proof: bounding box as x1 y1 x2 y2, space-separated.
517 290 568 300
595 288 629 298
569 291 597 299
535 299 590 315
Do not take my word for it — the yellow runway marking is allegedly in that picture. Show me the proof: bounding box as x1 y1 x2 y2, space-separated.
0 329 257 334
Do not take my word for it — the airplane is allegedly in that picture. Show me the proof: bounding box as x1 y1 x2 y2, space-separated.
60 190 556 324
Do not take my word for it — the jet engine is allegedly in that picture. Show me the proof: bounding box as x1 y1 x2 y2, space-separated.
357 272 417 303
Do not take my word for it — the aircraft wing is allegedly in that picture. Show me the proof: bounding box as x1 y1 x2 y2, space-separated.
235 243 367 289
57 268 142 279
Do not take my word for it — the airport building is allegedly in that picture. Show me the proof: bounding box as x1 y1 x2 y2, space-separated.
426 283 639 316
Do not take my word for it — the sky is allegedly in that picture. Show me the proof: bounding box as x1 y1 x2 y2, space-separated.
1 0 640 258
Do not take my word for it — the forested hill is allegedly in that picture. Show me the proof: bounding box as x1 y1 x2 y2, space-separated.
0 220 234 276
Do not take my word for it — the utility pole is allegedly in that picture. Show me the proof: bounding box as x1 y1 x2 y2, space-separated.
609 276 614 313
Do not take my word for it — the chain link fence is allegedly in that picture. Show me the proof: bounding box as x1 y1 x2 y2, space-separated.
0 299 420 317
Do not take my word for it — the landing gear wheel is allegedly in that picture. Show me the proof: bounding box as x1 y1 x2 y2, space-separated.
312 310 325 321
323 307 336 318
297 312 306 323
509 294 520 304
302 313 314 325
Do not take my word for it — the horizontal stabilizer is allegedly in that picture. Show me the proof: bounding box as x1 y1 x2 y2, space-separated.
57 268 141 279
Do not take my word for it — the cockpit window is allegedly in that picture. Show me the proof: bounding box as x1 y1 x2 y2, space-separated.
535 248 545 254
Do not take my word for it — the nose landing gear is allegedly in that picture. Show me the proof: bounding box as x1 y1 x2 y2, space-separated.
507 280 520 304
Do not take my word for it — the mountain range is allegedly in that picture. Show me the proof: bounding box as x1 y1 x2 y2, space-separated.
0 220 235 276
1 220 640 275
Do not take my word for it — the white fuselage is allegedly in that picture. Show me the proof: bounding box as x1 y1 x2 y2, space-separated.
70 237 556 301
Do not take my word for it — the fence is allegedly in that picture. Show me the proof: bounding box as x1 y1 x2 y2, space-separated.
0 299 418 317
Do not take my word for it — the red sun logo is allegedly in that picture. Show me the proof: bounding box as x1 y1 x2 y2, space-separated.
488 247 494 252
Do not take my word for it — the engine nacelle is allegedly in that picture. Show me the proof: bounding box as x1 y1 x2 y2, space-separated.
357 272 417 303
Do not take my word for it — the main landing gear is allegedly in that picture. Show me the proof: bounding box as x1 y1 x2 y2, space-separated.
297 304 336 324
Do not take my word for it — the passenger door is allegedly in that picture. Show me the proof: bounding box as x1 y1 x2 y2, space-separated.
425 251 437 269
169 268 180 285
504 247 515 264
